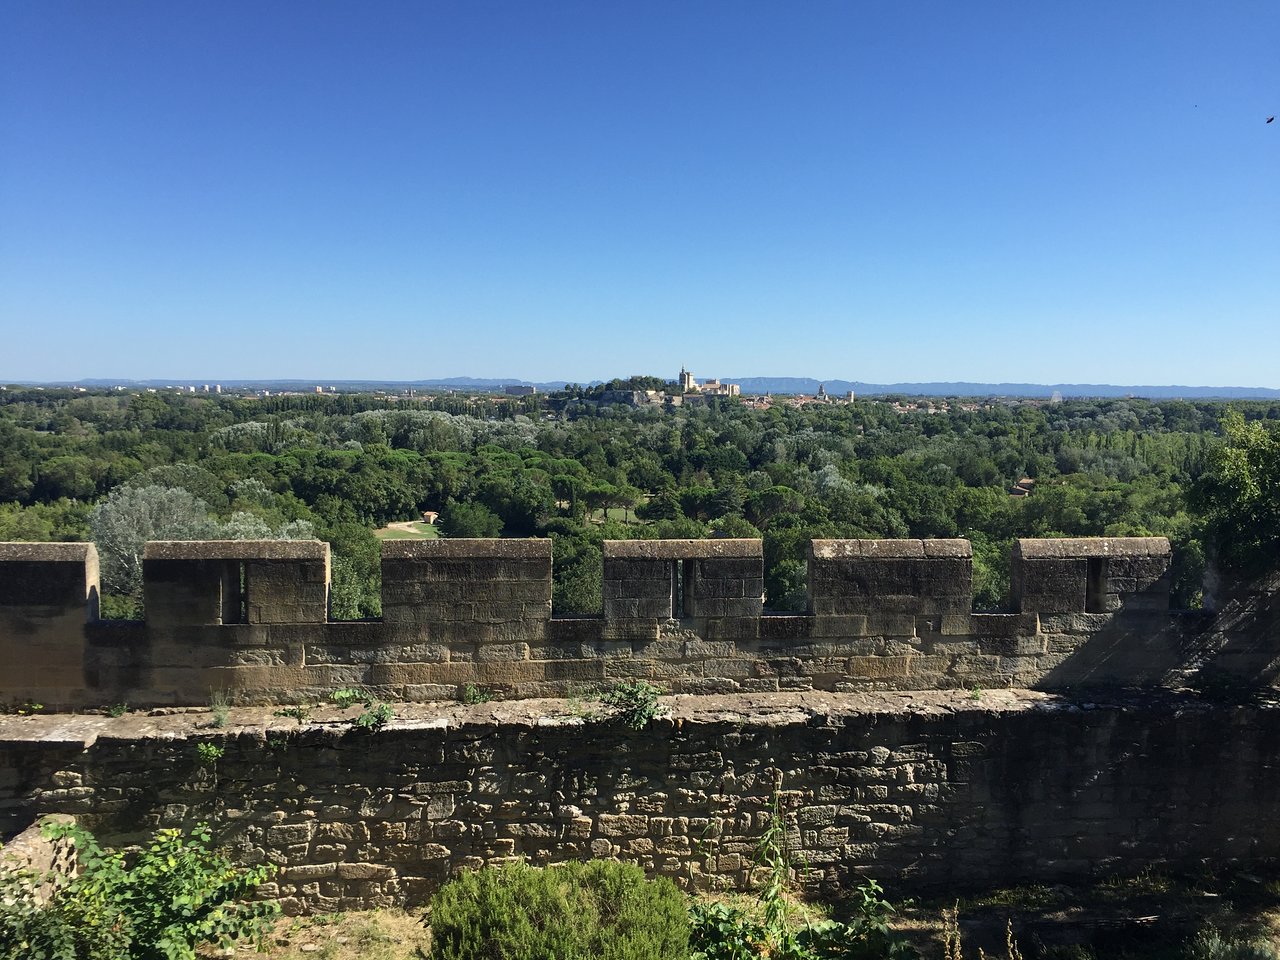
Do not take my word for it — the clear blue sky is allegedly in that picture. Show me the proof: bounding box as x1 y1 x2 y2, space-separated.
2 2 1276 386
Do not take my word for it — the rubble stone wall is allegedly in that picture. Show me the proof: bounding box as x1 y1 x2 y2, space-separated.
3 691 1279 911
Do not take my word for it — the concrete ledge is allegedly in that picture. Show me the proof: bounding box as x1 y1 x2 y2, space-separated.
603 539 762 559
382 539 552 560
144 541 329 561
810 539 972 560
1014 537 1171 559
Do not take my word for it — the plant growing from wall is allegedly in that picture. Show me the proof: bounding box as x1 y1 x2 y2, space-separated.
195 742 224 765
351 701 394 732
331 687 374 709
0 821 277 960
0 700 43 716
273 705 312 724
601 680 668 729
207 688 231 729
460 683 494 705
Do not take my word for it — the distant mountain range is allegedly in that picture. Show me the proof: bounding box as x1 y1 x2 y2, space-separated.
14 377 1280 400
722 379 1280 400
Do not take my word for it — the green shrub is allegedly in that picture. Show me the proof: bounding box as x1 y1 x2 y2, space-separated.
428 860 688 960
0 821 277 960
689 901 766 960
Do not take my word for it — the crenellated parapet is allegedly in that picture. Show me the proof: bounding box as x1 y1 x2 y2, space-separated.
1011 537 1172 614
381 538 552 647
144 540 331 626
601 539 764 638
0 535 1272 709
0 542 100 707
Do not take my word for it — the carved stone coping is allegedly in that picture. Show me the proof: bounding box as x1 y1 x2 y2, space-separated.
0 542 98 562
810 539 971 559
144 540 329 561
1014 537 1170 559
381 538 552 560
603 539 762 559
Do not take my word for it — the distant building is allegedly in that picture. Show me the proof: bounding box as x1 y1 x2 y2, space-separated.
679 368 740 397
504 385 537 396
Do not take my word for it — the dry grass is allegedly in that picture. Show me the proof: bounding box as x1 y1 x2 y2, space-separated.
899 867 1280 959
220 909 430 960
203 866 1280 960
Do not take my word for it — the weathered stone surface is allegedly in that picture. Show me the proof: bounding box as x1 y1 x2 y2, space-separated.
810 539 971 560
604 540 762 560
1015 538 1171 559
381 539 552 560
144 541 330 561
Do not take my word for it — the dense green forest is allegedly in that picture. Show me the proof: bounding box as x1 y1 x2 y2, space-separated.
1 386 1277 618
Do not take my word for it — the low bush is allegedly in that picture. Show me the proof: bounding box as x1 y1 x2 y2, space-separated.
428 859 688 960
0 821 277 960
1185 926 1280 960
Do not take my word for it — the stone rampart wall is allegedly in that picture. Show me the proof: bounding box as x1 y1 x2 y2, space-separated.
0 536 1272 710
3 692 1279 912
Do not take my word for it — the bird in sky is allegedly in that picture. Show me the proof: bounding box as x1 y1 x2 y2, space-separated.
1268 116 1276 123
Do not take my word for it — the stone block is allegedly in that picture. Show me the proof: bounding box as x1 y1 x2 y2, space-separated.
600 619 661 642
759 616 813 641
602 558 671 582
847 655 915 679
809 615 869 637
701 618 761 641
